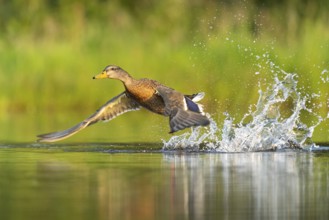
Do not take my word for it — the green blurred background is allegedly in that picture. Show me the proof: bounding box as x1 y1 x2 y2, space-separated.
0 0 329 143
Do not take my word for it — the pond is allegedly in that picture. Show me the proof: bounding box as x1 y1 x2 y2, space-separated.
0 143 328 220
1 59 329 220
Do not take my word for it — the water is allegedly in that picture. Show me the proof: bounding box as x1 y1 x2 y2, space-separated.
164 66 329 152
2 42 329 220
0 144 329 220
1 70 329 220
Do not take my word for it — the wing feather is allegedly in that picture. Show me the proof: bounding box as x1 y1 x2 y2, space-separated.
156 86 209 133
37 92 140 142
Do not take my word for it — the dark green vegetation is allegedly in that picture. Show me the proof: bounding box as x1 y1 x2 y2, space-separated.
1 0 329 142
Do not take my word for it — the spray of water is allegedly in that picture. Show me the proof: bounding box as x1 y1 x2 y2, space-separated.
163 69 328 152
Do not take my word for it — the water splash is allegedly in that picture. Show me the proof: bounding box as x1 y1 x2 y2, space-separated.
320 69 329 83
163 70 328 152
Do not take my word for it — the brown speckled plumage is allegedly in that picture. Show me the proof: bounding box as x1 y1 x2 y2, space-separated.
37 65 209 142
125 78 166 115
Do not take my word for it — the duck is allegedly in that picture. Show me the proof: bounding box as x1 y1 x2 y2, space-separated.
37 65 210 142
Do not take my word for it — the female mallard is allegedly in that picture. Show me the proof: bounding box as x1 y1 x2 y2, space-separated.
37 65 210 142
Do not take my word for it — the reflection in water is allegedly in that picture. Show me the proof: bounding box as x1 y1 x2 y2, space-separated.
0 148 328 220
162 152 329 219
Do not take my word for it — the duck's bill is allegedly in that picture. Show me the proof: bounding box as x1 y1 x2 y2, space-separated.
93 71 107 79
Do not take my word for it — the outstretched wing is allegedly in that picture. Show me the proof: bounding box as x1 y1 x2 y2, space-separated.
37 92 141 142
156 86 209 133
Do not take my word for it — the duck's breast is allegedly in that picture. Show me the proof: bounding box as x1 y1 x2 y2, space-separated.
126 79 165 115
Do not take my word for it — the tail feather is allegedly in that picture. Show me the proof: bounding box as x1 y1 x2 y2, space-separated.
190 92 205 102
185 92 205 102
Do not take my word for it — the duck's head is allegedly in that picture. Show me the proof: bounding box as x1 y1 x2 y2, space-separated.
93 65 130 80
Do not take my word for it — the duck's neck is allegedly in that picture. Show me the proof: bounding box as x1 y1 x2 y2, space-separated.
119 73 135 87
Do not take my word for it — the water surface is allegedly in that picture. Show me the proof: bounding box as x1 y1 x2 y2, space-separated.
0 143 328 220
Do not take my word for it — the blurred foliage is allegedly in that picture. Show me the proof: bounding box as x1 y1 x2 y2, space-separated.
0 0 329 142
